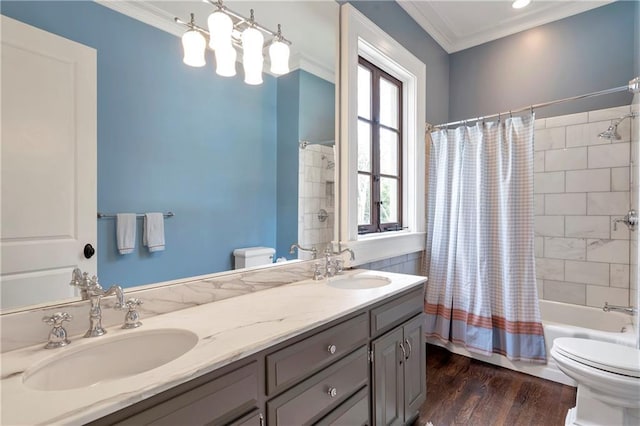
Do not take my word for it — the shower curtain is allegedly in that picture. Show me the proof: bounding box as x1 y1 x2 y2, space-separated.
424 114 546 363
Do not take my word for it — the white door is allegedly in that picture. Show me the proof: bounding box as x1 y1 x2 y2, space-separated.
1 16 97 311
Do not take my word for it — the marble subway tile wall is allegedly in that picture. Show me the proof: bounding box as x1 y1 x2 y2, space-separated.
298 144 335 259
360 252 423 275
535 105 634 308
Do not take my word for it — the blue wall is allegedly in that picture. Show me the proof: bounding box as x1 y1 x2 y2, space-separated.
1 1 278 288
449 1 638 121
276 70 335 259
276 72 300 260
299 70 336 143
346 0 450 125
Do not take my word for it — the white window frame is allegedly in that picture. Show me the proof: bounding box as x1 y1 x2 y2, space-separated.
337 4 426 266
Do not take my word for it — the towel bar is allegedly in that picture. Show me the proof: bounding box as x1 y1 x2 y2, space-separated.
97 212 174 219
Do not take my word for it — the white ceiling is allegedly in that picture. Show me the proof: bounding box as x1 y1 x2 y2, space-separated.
397 0 615 53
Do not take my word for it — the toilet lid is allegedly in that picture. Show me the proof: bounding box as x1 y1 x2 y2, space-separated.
553 338 640 378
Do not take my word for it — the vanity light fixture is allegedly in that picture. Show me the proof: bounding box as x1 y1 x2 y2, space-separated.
174 0 292 84
181 14 207 68
512 0 532 9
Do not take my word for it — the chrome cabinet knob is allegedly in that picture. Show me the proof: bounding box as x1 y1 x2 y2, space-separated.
327 387 337 398
327 344 337 354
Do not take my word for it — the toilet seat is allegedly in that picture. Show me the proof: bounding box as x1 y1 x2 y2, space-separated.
553 338 640 378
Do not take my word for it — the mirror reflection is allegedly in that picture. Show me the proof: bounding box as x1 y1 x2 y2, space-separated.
0 0 338 312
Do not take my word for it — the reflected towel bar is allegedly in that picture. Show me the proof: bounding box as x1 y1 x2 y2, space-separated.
97 212 174 219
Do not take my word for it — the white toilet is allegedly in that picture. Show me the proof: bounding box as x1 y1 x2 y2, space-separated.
232 247 275 269
551 337 640 426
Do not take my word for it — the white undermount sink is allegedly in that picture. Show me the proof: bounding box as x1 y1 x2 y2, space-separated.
327 273 392 290
23 328 198 391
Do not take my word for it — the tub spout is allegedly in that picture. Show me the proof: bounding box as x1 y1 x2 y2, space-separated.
603 302 637 315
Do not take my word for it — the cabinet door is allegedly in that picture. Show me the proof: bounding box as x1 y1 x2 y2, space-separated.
372 327 404 426
402 314 426 422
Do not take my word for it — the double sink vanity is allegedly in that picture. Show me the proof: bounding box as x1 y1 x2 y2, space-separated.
1 264 427 425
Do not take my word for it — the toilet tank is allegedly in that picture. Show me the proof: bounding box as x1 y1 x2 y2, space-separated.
233 247 275 269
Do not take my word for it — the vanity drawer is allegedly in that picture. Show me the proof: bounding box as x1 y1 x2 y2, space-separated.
266 312 368 395
267 346 368 426
314 385 369 426
117 361 258 426
370 287 424 337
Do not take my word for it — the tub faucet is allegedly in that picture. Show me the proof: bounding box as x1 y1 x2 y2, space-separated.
603 302 637 316
70 268 125 337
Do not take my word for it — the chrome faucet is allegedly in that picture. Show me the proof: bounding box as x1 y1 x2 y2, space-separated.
603 302 637 316
289 243 318 259
317 246 356 279
70 268 125 337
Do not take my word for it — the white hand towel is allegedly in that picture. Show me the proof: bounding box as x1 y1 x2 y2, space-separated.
143 213 165 252
116 213 136 255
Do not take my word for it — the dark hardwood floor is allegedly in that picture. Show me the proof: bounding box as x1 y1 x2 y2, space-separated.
414 344 576 426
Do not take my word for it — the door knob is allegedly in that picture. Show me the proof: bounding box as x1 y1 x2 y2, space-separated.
83 243 95 259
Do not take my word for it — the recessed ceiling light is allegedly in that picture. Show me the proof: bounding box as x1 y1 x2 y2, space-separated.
512 0 532 9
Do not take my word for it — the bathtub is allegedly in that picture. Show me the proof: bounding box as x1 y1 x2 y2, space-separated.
426 299 636 386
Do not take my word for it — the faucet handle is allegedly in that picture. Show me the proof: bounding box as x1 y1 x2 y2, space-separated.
42 312 72 349
125 298 142 309
43 312 72 326
122 298 143 329
312 263 324 281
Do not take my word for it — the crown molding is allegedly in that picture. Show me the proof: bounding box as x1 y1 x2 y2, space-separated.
396 0 456 53
95 0 183 38
290 53 335 83
397 0 614 54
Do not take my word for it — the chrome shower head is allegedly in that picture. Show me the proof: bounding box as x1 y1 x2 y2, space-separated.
597 112 637 140
598 123 622 140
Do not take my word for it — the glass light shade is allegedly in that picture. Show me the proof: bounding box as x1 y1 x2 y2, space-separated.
215 45 237 77
241 27 264 54
243 55 263 85
207 11 233 50
181 29 206 67
269 40 290 75
512 0 531 9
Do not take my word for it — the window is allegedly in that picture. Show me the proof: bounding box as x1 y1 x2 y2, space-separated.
338 4 426 265
357 57 403 234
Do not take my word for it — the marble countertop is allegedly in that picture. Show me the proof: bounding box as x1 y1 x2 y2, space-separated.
0 269 426 425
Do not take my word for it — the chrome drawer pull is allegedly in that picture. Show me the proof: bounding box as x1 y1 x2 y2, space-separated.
327 387 337 398
405 338 412 360
399 342 406 364
327 344 337 354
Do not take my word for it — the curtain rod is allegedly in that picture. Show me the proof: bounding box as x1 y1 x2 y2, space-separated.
428 77 640 131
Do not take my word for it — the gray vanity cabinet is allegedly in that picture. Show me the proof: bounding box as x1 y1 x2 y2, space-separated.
371 314 426 426
89 284 426 426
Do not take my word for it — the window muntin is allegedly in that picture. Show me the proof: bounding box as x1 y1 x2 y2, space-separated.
357 57 402 234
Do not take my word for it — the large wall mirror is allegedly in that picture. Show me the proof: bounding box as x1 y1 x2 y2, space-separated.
0 0 338 312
